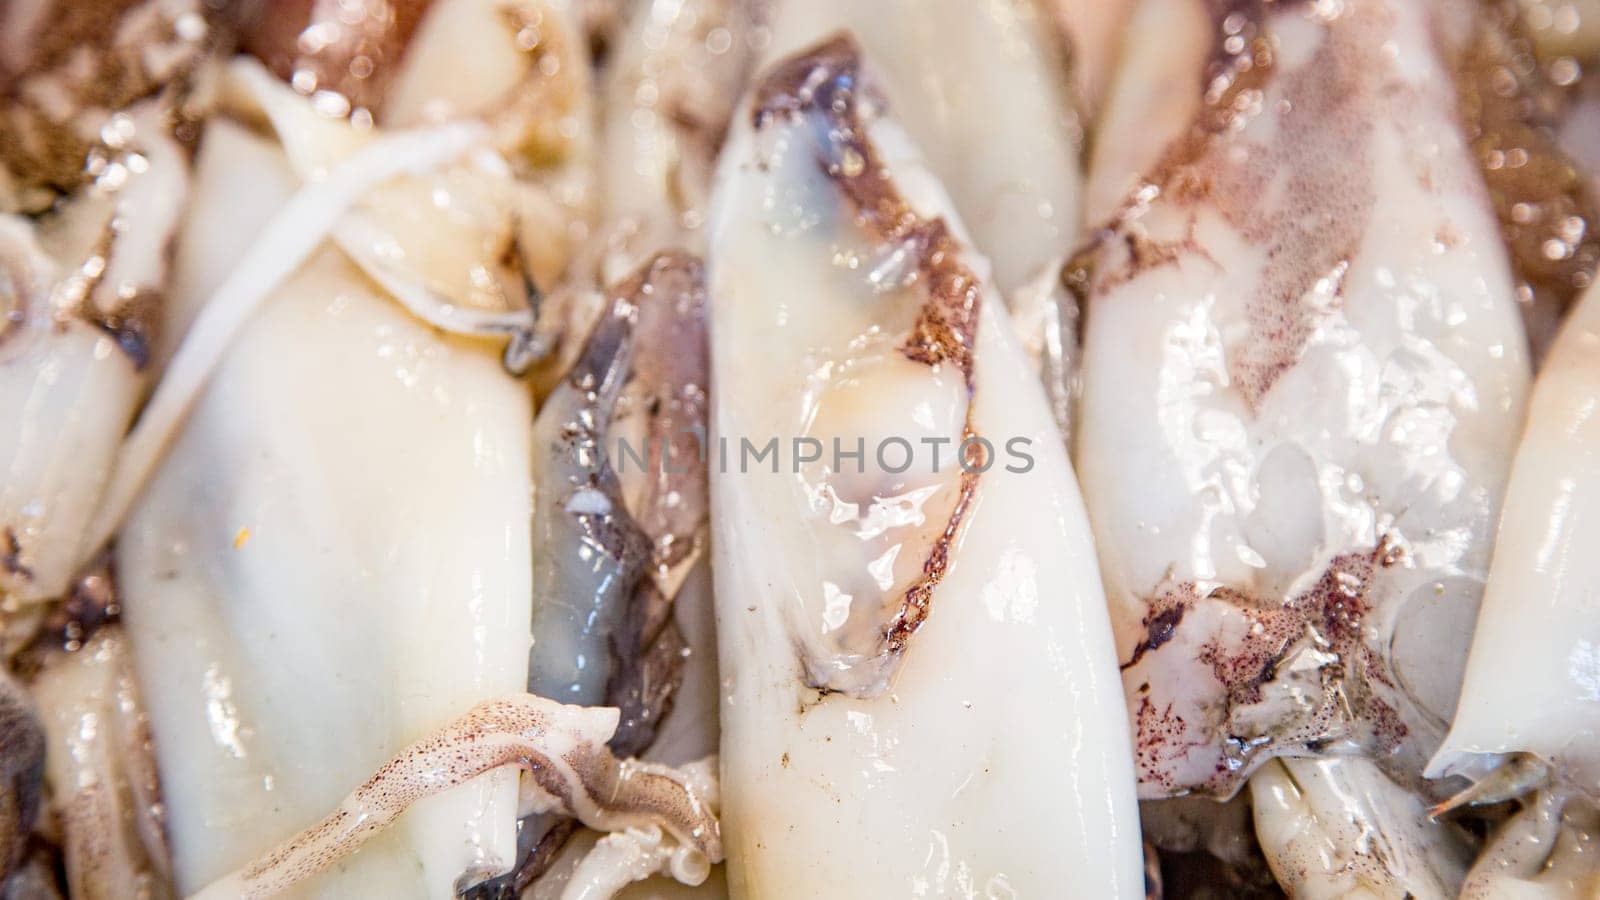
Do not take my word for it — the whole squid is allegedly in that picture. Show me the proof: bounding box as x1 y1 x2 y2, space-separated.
1430 277 1600 897
707 35 1142 897
0 0 209 616
108 1 604 895
1078 0 1530 894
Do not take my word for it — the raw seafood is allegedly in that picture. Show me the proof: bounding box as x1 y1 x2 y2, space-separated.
707 35 1142 897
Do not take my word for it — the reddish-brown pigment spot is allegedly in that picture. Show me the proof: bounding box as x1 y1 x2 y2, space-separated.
1126 542 1411 796
1102 0 1404 405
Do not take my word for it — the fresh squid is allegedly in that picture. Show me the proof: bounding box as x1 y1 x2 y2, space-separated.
761 0 1081 300
707 35 1142 897
463 252 713 898
106 1 600 895
29 622 172 900
1430 277 1600 897
761 0 1088 438
0 0 209 614
592 0 759 279
1078 0 1530 894
532 0 756 396
1249 756 1472 898
462 2 739 893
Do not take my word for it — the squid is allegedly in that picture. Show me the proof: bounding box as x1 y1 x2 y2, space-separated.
0 0 209 617
29 622 172 900
592 0 759 279
457 2 741 894
707 35 1142 897
761 0 1088 440
761 0 1081 301
462 252 713 898
1429 278 1600 896
1077 0 1530 893
102 1 611 895
189 694 721 900
532 0 757 393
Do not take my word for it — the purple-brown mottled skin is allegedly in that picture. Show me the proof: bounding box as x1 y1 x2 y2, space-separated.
750 34 986 679
1126 545 1410 797
1 0 210 206
1102 0 1379 406
1096 0 1478 798
1 0 210 367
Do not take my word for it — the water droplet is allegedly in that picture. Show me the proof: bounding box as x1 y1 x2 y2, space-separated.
839 147 866 178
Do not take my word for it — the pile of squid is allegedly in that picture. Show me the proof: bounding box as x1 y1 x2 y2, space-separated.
1 0 1599 897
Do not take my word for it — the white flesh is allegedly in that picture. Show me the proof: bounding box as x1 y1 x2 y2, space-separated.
1250 757 1470 900
383 0 596 289
1434 279 1600 795
594 0 757 281
1429 280 1600 898
1460 792 1600 898
0 224 140 606
762 0 1083 299
1083 0 1212 227
707 40 1141 899
118 120 532 897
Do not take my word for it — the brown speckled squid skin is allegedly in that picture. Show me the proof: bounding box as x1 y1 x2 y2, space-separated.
749 35 986 693
1448 3 1600 361
1126 545 1412 797
1097 0 1375 408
